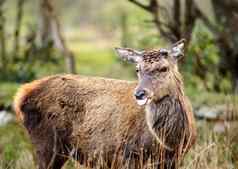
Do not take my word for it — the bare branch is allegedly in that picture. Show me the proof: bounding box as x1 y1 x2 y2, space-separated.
153 18 177 42
129 0 198 44
128 0 151 12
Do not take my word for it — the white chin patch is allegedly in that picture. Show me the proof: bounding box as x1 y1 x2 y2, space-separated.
136 98 148 106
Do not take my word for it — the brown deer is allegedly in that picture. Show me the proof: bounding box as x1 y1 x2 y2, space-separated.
14 40 196 169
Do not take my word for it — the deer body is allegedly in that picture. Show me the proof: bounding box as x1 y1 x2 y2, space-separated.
14 41 196 169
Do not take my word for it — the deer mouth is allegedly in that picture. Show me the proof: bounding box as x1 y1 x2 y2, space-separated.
136 96 153 106
134 89 153 106
136 98 148 106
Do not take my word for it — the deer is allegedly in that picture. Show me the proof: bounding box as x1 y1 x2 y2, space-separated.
14 40 196 169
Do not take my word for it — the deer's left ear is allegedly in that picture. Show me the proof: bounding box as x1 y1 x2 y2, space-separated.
170 39 185 61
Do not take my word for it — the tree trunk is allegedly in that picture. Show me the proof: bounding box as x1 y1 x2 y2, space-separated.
38 0 52 45
39 0 76 74
13 0 25 60
0 0 6 70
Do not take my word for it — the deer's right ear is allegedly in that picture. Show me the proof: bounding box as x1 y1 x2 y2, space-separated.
115 47 143 63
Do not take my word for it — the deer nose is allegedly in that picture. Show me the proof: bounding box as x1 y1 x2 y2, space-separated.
134 90 146 100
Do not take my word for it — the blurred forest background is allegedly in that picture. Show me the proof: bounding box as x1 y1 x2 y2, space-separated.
0 0 238 169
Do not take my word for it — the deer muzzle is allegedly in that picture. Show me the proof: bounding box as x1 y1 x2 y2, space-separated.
134 88 153 106
135 75 154 106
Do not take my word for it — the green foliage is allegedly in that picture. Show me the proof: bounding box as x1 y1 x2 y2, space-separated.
0 82 19 107
183 23 232 93
0 40 65 83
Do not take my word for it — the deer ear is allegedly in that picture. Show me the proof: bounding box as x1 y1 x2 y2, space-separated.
170 39 185 61
115 47 143 63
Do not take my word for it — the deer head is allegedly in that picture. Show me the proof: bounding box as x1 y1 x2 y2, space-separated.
115 40 185 106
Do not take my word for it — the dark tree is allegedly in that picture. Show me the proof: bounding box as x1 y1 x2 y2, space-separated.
211 0 238 92
129 0 238 92
128 0 201 45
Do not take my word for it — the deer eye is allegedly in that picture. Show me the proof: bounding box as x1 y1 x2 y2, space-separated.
136 68 140 73
159 67 169 73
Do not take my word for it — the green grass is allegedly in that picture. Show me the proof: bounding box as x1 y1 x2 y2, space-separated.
0 122 34 169
68 32 136 80
181 120 238 169
75 49 136 80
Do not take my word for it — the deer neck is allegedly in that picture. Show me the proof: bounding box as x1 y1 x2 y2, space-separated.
145 92 189 150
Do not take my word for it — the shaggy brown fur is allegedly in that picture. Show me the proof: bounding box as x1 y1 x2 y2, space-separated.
14 43 196 169
14 75 195 169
